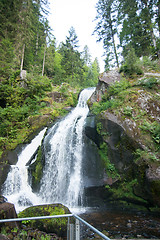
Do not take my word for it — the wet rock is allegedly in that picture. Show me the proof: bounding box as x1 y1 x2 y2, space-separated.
0 196 7 204
0 164 10 194
4 150 18 165
0 202 19 229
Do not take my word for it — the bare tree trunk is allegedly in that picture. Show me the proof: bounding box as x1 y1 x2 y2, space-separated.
36 33 39 56
20 44 25 71
158 1 160 37
42 43 46 76
110 20 119 68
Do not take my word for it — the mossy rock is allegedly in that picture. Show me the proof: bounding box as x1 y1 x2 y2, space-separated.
28 145 44 192
0 164 10 193
18 203 72 237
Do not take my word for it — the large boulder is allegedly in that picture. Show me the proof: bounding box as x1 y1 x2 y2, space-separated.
89 70 121 103
0 201 19 229
18 203 72 237
87 70 160 209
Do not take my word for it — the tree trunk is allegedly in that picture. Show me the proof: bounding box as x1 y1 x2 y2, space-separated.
158 1 160 37
36 33 39 56
110 20 119 68
20 44 25 71
42 43 46 76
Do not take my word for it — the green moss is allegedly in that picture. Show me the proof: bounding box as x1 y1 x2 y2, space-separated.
31 146 43 191
18 204 70 236
134 148 159 163
98 142 120 179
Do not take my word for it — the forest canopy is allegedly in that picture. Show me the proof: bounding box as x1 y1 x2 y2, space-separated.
94 0 160 70
0 0 100 87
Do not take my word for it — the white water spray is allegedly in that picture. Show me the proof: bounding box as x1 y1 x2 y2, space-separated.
3 88 95 212
39 88 95 207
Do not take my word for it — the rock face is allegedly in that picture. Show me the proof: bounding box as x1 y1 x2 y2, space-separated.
89 71 121 103
87 70 160 209
0 165 10 195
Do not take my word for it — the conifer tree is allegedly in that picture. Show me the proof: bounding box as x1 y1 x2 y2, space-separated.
94 0 119 68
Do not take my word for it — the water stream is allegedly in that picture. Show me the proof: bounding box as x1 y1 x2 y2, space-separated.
3 88 99 213
39 87 97 209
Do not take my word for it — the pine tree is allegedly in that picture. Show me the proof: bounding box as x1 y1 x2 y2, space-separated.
59 27 84 84
94 0 119 68
118 0 158 57
82 45 91 67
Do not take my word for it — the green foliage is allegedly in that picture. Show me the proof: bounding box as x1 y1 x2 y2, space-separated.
95 0 119 68
123 106 133 116
26 73 52 95
98 143 120 179
91 79 130 115
0 38 15 80
142 57 160 71
110 178 140 200
135 149 159 163
120 47 144 77
41 236 51 240
18 205 68 234
107 79 131 95
137 77 159 89
140 120 160 144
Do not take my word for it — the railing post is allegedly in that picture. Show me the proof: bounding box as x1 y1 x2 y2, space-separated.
75 219 80 240
67 217 70 240
69 223 74 240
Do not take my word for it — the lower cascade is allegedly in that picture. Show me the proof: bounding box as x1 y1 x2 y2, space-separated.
3 88 102 212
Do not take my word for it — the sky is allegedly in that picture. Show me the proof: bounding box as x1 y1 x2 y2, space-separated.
48 0 105 72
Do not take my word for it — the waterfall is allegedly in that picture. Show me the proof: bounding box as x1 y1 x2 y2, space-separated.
2 128 46 212
39 88 95 207
2 88 96 212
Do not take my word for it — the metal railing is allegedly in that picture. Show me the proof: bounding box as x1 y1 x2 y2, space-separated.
0 213 110 240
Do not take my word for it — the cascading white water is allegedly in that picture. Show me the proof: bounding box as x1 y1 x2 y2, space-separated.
39 88 95 207
2 128 47 212
2 88 95 212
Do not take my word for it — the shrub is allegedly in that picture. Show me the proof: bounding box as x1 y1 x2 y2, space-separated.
137 77 159 89
120 47 143 77
142 56 160 71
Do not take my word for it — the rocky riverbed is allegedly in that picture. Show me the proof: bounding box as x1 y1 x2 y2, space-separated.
81 208 160 239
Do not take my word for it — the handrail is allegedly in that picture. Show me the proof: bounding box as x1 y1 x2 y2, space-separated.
74 214 110 240
0 214 74 223
0 213 110 240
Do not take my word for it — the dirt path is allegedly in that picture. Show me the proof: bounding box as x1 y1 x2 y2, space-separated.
144 72 160 77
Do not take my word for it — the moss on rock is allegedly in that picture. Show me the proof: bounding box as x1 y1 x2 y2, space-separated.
18 203 71 237
28 145 44 192
88 71 160 210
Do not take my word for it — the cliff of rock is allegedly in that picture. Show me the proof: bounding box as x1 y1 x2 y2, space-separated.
87 70 160 210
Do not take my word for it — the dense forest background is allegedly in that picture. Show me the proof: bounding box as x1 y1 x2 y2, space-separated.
95 0 160 69
0 0 160 157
